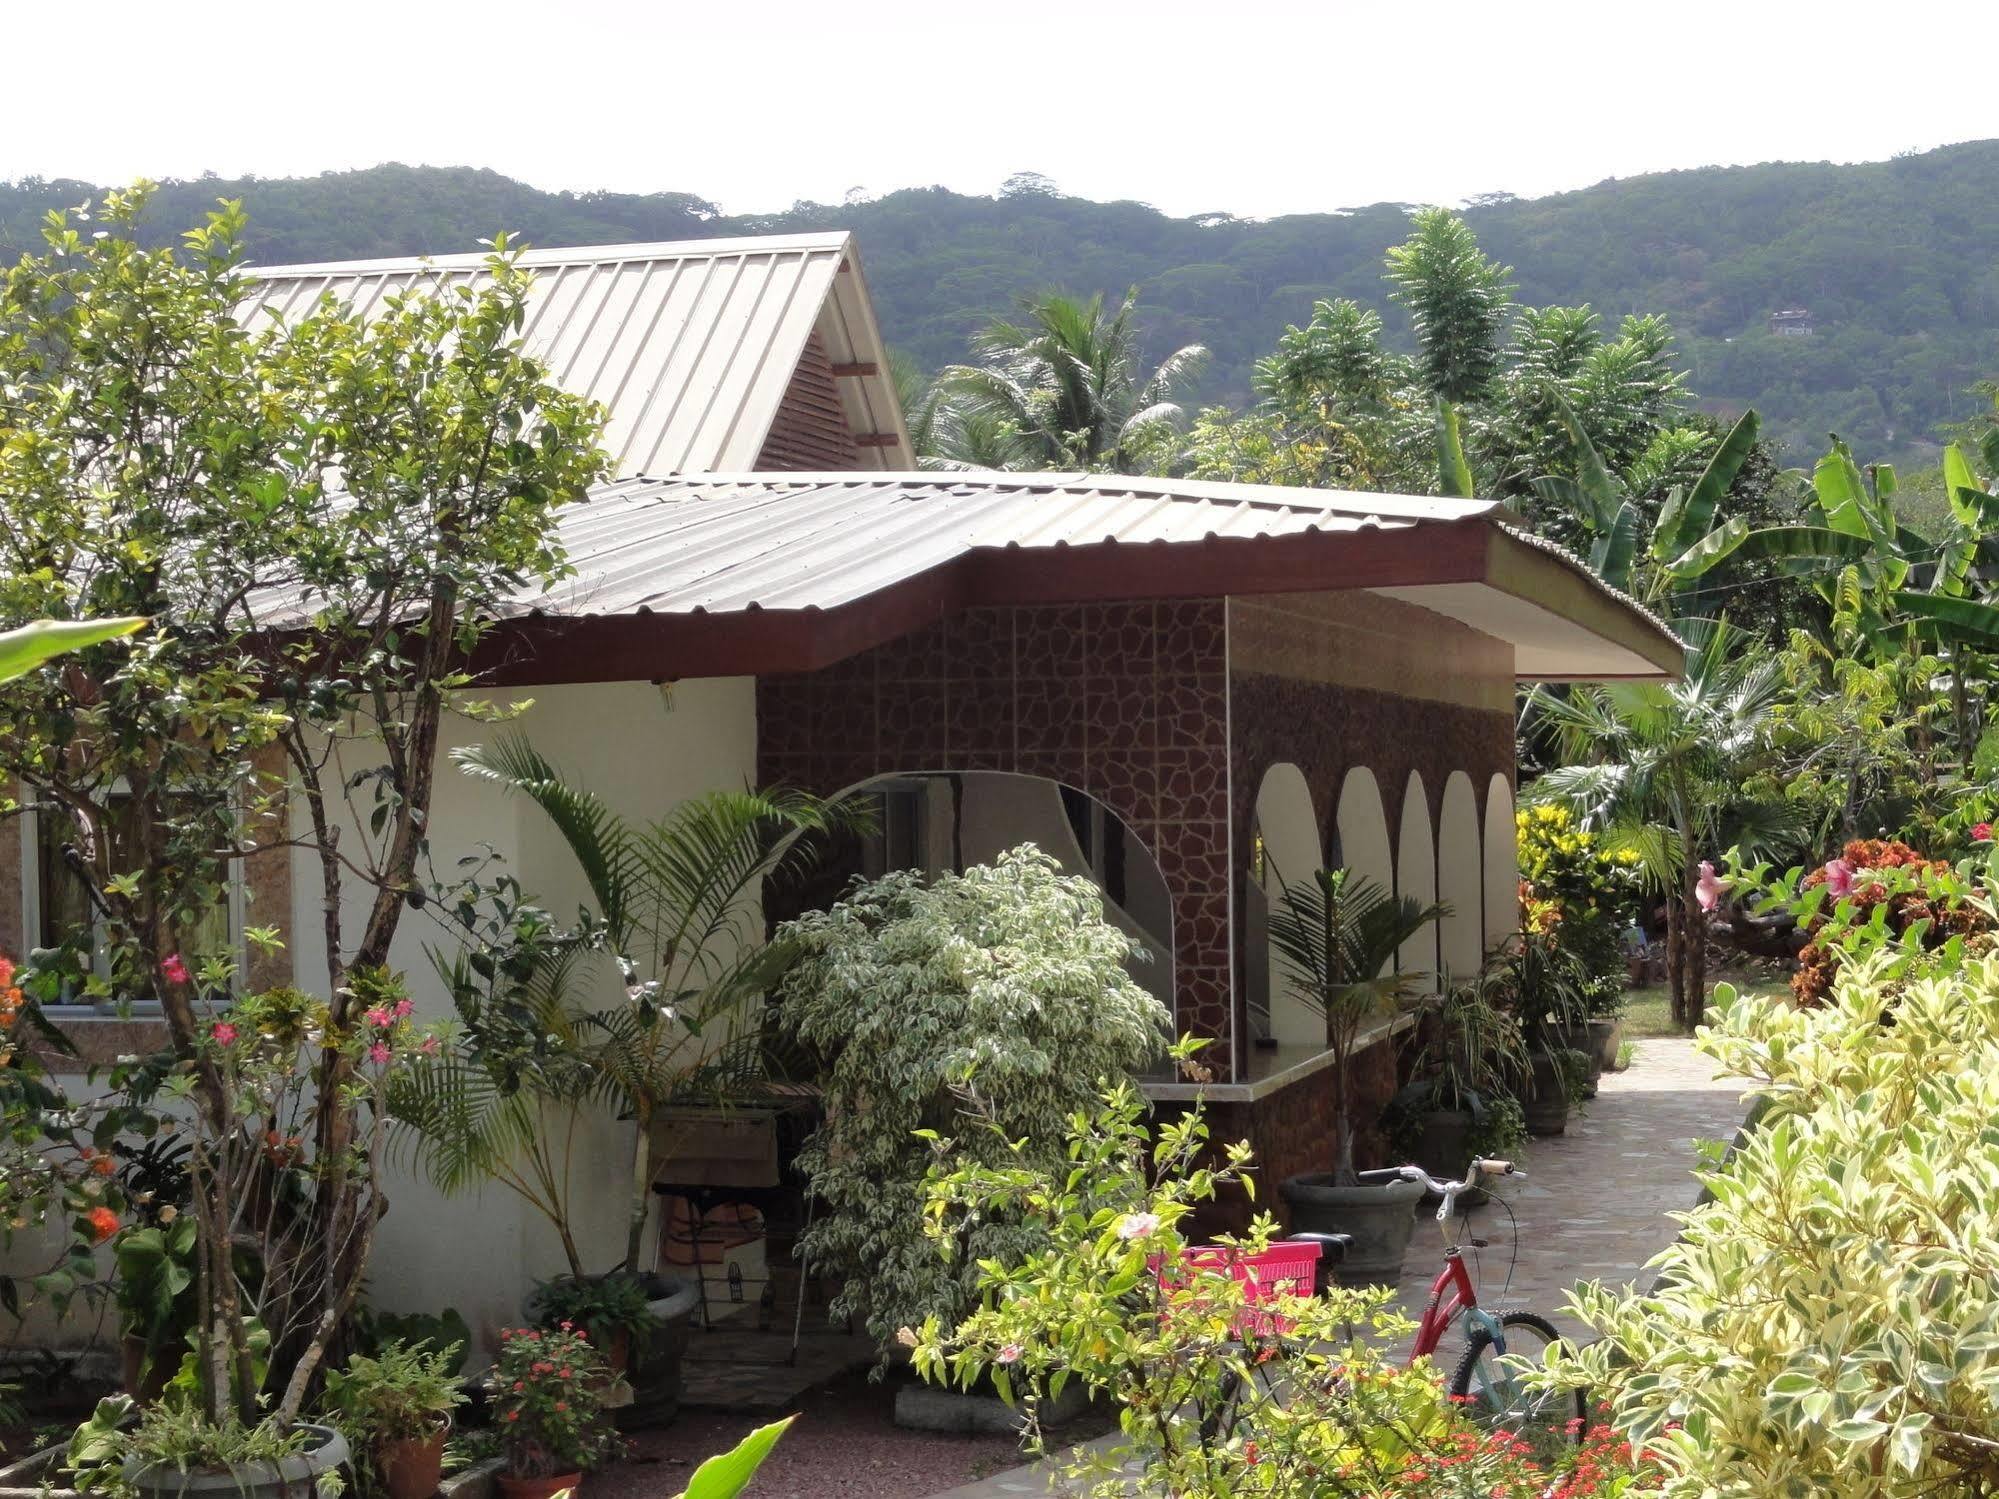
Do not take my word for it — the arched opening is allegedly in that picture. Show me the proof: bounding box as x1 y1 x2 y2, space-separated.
1335 767 1395 979
1483 775 1519 951
1246 763 1323 1048
1397 772 1438 989
1437 771 1483 983
768 769 1175 1015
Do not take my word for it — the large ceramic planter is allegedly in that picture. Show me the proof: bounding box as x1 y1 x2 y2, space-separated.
496 1474 580 1499
1589 1017 1623 1073
126 1424 348 1499
1401 1109 1490 1208
1553 1022 1602 1096
378 1424 449 1499
1278 1172 1426 1286
1522 1051 1572 1136
625 1274 699 1429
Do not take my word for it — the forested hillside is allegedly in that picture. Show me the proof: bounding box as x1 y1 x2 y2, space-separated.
6 144 1996 462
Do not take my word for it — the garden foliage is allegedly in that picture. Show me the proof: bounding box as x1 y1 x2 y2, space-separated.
778 845 1168 1356
1560 957 1999 1493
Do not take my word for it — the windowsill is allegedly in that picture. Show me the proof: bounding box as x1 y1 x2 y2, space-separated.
1140 1007 1419 1104
25 1013 174 1074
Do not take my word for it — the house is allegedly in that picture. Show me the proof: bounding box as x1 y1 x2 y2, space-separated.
1768 308 1814 336
1 232 1681 1338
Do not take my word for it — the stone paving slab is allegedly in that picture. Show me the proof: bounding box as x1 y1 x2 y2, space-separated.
928 1036 1751 1498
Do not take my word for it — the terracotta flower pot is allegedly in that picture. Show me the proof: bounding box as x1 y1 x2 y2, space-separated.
498 1473 582 1499
377 1424 449 1499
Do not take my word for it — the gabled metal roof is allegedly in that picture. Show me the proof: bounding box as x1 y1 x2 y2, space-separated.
509 472 1504 616
239 234 911 475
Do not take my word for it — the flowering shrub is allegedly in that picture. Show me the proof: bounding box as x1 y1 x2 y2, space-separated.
1555 959 1999 1493
1728 838 1995 1005
1515 806 1640 1011
483 1324 618 1478
912 1040 1648 1496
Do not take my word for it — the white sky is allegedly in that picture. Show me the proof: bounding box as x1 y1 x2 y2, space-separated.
6 0 1997 220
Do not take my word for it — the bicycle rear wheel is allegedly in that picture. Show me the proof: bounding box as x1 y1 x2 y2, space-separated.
1446 1310 1587 1457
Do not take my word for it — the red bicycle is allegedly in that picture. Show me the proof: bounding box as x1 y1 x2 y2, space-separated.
1393 1157 1584 1439
1276 1157 1585 1450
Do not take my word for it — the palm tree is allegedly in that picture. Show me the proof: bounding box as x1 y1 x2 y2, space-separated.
391 945 602 1276
1524 621 1789 1029
1266 868 1449 1185
454 735 855 1271
939 289 1206 471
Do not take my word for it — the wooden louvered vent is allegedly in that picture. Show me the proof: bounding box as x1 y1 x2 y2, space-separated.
754 331 861 470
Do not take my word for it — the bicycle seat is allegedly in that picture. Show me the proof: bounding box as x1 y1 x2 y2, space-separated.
1284 1231 1353 1259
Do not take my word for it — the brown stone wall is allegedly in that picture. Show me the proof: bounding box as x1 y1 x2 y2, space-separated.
758 599 1236 1070
1226 593 1517 1045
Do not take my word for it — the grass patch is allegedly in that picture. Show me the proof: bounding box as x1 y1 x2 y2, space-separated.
1620 972 1791 1038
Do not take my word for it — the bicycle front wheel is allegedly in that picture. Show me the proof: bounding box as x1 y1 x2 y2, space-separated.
1446 1310 1587 1456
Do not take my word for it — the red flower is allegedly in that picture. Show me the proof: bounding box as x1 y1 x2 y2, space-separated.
86 1206 119 1242
1974 822 1993 842
161 954 189 986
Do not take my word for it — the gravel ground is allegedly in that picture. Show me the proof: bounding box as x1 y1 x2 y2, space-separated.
593 1370 1068 1499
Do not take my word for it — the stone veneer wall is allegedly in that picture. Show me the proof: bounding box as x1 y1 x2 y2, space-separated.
1226 592 1518 1082
756 599 1238 1069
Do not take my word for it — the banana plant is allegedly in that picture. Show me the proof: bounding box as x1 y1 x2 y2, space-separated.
1680 432 1999 653
1530 404 1761 607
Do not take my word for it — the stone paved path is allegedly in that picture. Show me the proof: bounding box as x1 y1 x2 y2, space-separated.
928 1036 1750 1498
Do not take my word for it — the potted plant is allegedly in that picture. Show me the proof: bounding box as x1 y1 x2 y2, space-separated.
484 1324 618 1499
525 1274 658 1380
66 1395 350 1499
1585 975 1626 1077
1381 983 1528 1203
1478 924 1595 1135
111 1216 199 1405
1271 868 1450 1285
324 1339 466 1499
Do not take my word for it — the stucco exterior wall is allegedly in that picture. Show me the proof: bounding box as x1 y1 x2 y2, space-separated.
324 677 758 1348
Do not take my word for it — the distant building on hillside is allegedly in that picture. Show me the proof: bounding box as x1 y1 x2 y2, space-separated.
1768 308 1814 337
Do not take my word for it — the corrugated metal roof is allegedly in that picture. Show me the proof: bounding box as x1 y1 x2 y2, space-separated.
464 471 1501 618
239 234 910 474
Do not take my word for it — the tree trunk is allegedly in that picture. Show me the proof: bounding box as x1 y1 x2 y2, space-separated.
1664 886 1686 1029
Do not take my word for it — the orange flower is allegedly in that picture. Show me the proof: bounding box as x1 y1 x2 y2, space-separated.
90 1156 115 1177
86 1206 119 1243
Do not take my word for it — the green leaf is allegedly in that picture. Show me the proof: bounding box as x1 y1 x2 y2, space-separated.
1892 591 1999 645
1662 516 1747 579
673 1417 794 1499
1723 525 1874 569
1656 408 1758 559
0 618 148 684
1435 398 1474 498
1592 500 1639 591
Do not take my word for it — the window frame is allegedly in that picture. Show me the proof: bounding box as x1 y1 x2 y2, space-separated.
17 789 249 1018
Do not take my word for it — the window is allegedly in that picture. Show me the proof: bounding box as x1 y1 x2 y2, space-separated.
20 792 242 1013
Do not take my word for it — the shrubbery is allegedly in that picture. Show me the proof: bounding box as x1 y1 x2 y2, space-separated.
778 846 1169 1357
1558 955 1999 1493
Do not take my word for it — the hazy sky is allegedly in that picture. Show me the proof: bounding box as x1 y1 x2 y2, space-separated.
8 0 1997 219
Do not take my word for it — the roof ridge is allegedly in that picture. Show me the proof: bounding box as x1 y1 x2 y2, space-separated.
245 231 855 280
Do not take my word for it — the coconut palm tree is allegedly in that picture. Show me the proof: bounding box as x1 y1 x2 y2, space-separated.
1524 620 1790 1029
938 289 1206 471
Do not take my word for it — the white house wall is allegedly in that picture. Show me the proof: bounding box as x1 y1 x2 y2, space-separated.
289 677 758 1349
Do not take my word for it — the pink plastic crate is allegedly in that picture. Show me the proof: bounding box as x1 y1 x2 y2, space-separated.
1156 1240 1322 1338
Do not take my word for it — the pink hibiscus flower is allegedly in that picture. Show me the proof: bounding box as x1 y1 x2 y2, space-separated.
1823 858 1857 899
161 954 189 986
1695 861 1729 912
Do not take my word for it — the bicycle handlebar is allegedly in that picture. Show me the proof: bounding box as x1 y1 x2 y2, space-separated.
1391 1157 1525 1216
